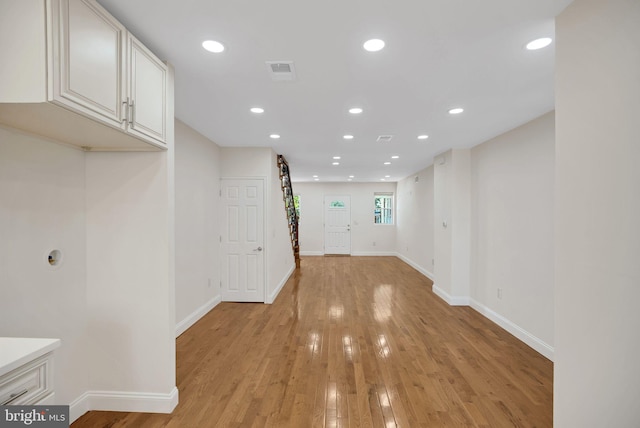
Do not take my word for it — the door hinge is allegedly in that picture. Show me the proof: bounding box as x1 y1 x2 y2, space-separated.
219 236 222 243
219 189 222 197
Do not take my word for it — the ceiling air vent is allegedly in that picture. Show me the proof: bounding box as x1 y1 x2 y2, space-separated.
265 61 296 81
377 135 393 143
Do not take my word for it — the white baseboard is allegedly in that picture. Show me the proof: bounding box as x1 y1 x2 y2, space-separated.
175 295 222 338
300 251 398 256
299 251 324 256
396 254 434 281
69 392 90 424
469 299 554 361
350 251 398 256
267 263 296 304
432 284 470 306
69 387 179 424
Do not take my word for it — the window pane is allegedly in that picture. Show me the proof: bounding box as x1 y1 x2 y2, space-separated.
330 200 345 208
374 194 393 224
293 194 301 219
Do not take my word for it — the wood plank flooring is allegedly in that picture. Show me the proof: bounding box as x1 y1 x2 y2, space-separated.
72 256 553 427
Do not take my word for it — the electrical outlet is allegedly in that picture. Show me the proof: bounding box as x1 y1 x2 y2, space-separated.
497 288 503 299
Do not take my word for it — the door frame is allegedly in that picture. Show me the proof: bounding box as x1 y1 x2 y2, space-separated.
220 176 267 303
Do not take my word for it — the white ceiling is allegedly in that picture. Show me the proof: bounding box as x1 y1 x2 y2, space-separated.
98 0 572 182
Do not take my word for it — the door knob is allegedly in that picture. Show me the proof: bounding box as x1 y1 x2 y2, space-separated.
254 247 263 251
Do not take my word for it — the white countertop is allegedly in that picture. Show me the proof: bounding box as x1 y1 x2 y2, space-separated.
0 337 61 377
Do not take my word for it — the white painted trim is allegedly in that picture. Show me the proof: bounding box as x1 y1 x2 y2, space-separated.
432 284 470 306
469 299 554 361
69 392 90 423
175 295 222 338
299 251 324 256
267 263 295 304
350 251 398 256
68 387 179 423
300 252 401 257
396 254 434 281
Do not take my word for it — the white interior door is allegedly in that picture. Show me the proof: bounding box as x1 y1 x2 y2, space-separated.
221 179 265 302
324 195 351 255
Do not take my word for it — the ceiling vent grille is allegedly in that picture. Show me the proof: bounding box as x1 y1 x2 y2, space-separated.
266 61 296 81
377 135 394 143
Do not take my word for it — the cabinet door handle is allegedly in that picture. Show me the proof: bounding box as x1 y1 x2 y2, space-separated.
122 98 129 123
129 100 135 126
2 389 29 405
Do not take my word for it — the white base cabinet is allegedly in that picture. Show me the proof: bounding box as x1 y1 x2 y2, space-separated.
0 355 55 406
0 338 60 406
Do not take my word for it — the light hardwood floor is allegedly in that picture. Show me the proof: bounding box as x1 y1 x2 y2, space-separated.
72 256 553 427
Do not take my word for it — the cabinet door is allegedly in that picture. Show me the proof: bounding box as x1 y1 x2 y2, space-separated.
50 0 126 129
127 34 167 145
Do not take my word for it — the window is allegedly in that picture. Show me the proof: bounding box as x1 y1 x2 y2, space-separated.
293 194 301 219
330 200 345 208
374 193 393 224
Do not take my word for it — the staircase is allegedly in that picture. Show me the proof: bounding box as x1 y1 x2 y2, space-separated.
277 155 300 268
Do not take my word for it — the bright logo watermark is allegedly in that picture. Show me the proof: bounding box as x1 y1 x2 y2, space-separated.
0 406 68 427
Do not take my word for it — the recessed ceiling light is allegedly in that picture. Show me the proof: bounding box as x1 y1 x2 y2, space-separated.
526 37 552 50
314 178 319 181
343 135 354 140
349 107 363 114
448 107 464 115
385 175 391 178
384 162 391 165
250 107 264 114
332 162 340 166
333 156 341 160
380 178 386 181
348 175 354 178
418 135 429 140
312 175 318 178
391 155 399 159
202 40 224 53
363 39 385 52
269 134 280 139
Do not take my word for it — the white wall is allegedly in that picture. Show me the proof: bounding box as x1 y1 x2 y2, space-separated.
396 166 435 278
85 151 175 396
470 112 555 356
0 126 89 408
399 114 555 359
220 147 295 303
293 182 397 255
220 147 271 178
174 120 222 335
433 149 471 304
555 1 640 425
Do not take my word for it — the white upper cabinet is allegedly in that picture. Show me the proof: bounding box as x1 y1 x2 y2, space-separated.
0 0 168 150
50 0 127 130
126 34 167 144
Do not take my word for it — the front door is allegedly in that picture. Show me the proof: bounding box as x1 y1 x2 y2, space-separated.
324 195 351 255
221 179 265 302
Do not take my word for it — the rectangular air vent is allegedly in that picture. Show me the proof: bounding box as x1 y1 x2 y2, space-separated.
377 135 393 143
265 61 296 81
